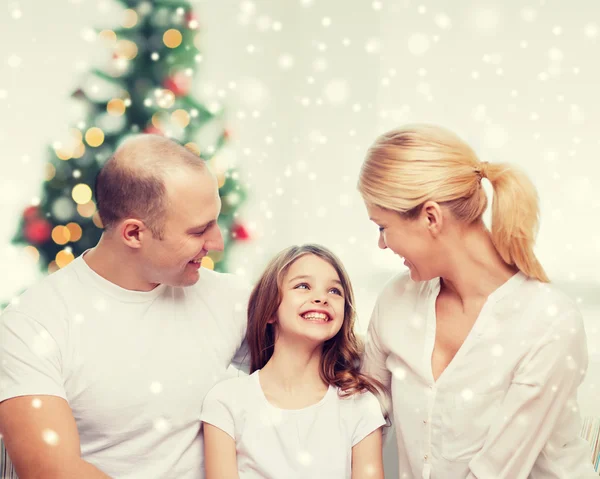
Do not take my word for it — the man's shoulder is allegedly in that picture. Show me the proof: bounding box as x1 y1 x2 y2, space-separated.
3 261 80 319
193 267 251 299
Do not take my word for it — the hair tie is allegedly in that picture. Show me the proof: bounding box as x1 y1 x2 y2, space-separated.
475 161 489 180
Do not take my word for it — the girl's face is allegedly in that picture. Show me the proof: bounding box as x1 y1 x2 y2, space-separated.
273 254 346 345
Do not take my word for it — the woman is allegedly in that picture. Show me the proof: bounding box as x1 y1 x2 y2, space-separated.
358 124 595 478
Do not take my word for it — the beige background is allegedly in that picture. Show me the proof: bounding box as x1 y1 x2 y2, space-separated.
1 1 599 476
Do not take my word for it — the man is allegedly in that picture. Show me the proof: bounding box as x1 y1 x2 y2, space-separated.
0 135 249 478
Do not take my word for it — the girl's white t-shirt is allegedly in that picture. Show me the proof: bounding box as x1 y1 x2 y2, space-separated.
201 370 386 479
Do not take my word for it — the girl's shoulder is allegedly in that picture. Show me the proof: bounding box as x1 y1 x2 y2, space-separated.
204 372 255 403
334 388 385 415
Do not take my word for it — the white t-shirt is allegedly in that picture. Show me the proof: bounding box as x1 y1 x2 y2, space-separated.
200 370 386 479
0 254 250 479
363 271 596 479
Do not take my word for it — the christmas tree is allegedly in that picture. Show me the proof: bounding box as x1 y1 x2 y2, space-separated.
12 0 249 276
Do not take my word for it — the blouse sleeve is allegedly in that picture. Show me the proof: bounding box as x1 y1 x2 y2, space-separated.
467 306 593 479
361 300 393 415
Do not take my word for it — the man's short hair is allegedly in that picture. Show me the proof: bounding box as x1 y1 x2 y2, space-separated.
94 135 206 239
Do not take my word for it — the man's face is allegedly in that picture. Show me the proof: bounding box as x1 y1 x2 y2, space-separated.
141 168 224 287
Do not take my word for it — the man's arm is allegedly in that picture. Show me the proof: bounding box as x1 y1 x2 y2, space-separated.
0 395 111 479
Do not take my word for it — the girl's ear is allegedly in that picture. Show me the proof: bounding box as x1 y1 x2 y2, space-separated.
267 314 277 324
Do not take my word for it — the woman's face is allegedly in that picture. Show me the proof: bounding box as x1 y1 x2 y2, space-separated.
366 203 441 282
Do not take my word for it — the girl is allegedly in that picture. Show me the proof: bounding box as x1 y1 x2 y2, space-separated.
201 244 386 479
359 123 595 478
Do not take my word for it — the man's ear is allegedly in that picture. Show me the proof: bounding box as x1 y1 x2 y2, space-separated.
119 219 150 249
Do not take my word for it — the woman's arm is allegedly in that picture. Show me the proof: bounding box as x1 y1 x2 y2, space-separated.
351 428 384 479
203 423 240 479
361 301 392 405
466 308 593 479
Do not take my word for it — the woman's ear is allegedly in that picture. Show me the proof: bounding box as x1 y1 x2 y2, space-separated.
421 200 443 237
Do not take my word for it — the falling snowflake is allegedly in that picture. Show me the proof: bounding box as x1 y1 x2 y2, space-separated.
150 381 163 394
407 33 430 56
461 389 474 401
297 450 313 466
42 429 60 446
324 79 349 105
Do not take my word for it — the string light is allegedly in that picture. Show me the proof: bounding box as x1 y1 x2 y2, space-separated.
92 212 104 229
155 89 175 108
51 225 71 245
98 30 117 43
107 98 126 116
54 145 71 161
115 40 138 60
163 29 183 48
56 250 75 268
77 201 96 218
217 173 226 188
66 222 83 242
85 127 104 147
171 109 190 127
122 9 138 28
201 256 214 270
71 142 86 158
72 184 93 204
45 163 56 181
24 246 40 263
151 112 167 129
184 142 200 155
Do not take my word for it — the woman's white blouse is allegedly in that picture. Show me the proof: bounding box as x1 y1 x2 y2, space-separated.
363 271 596 479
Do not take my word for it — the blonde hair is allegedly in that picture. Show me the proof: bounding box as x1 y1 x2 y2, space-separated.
358 124 549 283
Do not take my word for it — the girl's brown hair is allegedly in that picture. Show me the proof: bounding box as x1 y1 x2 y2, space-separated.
247 244 385 397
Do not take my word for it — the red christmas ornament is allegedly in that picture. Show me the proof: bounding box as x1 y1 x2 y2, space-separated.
24 219 52 244
223 129 231 140
143 126 163 136
231 223 251 241
163 73 192 97
23 206 39 221
185 11 199 27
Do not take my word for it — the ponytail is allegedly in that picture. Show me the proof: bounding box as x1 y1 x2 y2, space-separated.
482 162 549 283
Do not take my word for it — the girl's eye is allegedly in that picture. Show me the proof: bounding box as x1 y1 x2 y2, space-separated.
378 226 385 232
295 283 309 290
330 287 343 296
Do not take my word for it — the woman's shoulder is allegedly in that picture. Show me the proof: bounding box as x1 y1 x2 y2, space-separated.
521 278 581 315
515 276 584 335
376 271 437 306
